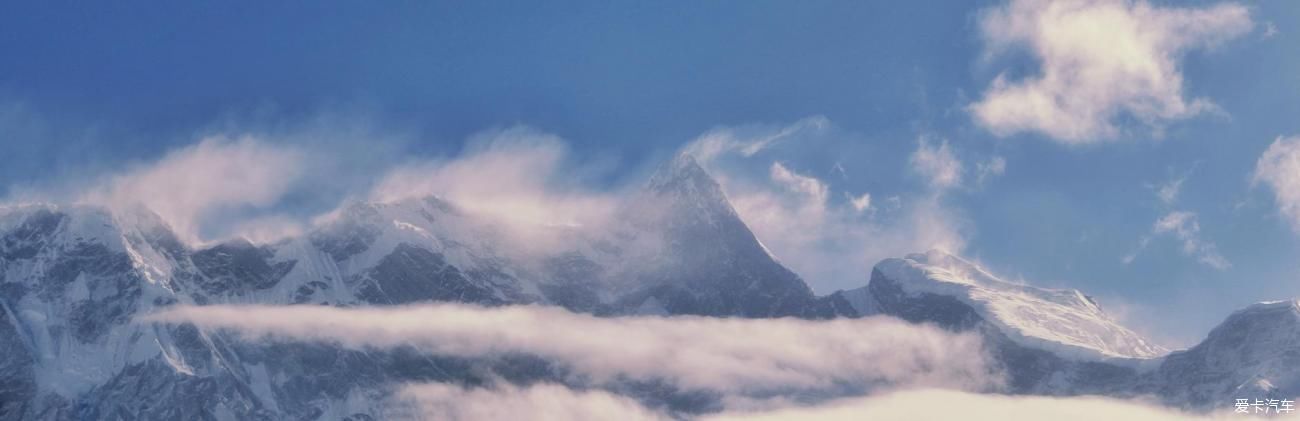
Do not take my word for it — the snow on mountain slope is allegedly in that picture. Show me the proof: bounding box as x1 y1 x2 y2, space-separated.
302 196 538 306
0 203 453 419
871 250 1166 361
0 204 194 399
19 154 1300 418
1141 300 1300 409
837 285 880 316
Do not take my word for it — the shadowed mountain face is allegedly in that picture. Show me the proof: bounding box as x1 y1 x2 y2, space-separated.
0 155 1294 419
617 154 855 318
1133 300 1300 410
856 251 1300 409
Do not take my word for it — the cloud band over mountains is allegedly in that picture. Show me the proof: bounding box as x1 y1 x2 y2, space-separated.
143 303 999 396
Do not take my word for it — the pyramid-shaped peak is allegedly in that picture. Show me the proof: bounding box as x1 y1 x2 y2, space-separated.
645 153 723 196
667 151 704 171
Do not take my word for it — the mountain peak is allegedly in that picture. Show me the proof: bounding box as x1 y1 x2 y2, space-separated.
871 251 1168 360
639 153 739 224
1206 299 1300 341
646 153 720 194
1148 298 1300 409
0 203 183 254
1239 299 1300 315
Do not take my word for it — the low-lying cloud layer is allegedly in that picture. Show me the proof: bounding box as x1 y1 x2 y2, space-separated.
389 383 1231 421
144 303 999 397
394 383 667 421
704 389 1235 421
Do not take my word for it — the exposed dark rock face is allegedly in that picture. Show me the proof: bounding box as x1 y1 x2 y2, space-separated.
354 243 500 305
0 304 36 420
191 240 296 295
1131 301 1300 410
618 154 856 319
309 204 384 263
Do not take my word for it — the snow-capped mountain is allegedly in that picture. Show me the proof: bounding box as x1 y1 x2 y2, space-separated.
866 250 1166 361
613 154 854 318
1135 300 1300 410
1 153 1297 419
0 204 264 419
852 249 1300 410
851 250 1164 396
0 154 856 419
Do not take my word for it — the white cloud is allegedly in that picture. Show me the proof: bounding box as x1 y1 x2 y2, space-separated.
392 384 1228 421
1125 208 1229 270
681 120 973 292
909 137 963 190
831 161 849 179
704 389 1233 421
895 196 969 257
1151 211 1230 270
770 162 830 206
1156 173 1187 205
975 156 1007 187
369 127 618 231
728 186 969 292
227 214 306 245
1121 236 1150 265
1127 168 1228 269
82 136 305 245
847 192 872 213
970 0 1253 143
1254 136 1300 233
143 303 999 396
682 116 829 164
395 383 666 421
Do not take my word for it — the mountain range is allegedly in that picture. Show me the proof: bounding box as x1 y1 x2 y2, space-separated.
1 154 1295 419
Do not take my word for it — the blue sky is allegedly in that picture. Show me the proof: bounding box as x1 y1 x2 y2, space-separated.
2 0 1299 346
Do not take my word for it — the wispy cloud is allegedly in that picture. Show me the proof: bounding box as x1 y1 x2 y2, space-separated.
1254 136 1300 233
770 162 830 207
909 137 963 191
682 116 829 164
82 136 305 245
1125 169 1229 270
4 119 624 249
682 120 974 292
975 156 1007 187
1156 172 1188 205
847 192 872 213
369 127 618 232
1151 211 1230 270
970 0 1253 143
